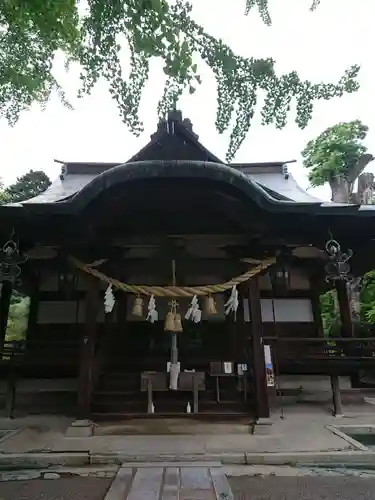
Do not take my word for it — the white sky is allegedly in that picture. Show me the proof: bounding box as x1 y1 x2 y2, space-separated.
0 0 374 201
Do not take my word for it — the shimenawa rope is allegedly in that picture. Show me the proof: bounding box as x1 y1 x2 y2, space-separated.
69 256 276 297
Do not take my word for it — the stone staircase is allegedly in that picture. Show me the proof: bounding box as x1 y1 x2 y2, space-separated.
103 463 233 500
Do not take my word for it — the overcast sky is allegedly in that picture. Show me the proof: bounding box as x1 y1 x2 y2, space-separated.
0 0 373 201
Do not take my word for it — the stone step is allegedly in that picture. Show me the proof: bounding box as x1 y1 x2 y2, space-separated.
104 465 234 500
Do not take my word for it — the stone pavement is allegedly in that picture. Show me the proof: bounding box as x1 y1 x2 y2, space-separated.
0 476 112 500
1 405 374 456
228 475 375 500
104 464 233 500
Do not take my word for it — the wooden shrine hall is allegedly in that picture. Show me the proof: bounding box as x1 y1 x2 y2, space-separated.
1 110 375 424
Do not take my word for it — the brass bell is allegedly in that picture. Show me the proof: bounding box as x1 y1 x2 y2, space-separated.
164 311 175 332
132 295 143 317
173 313 183 333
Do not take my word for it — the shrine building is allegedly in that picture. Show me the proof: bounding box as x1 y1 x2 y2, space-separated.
1 110 375 426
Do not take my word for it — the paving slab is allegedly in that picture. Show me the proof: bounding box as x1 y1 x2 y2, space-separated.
0 476 112 500
103 465 233 500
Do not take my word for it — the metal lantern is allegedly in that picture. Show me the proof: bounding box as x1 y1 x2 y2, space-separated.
0 236 28 286
324 239 353 283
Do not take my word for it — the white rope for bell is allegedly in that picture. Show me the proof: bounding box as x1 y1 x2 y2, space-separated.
185 295 202 323
104 284 115 313
224 285 239 316
146 294 158 323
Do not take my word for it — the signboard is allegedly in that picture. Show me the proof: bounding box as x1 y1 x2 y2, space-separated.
264 345 275 387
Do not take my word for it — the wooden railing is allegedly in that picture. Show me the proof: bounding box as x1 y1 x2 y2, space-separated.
264 336 375 362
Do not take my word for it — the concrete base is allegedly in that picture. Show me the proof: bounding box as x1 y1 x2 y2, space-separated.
65 419 94 437
253 418 273 435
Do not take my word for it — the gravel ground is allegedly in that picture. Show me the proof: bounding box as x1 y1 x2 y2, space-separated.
228 475 375 500
0 477 112 500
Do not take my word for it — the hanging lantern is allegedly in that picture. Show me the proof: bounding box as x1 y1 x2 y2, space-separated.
324 239 353 283
0 235 28 285
204 294 217 315
269 257 291 296
132 295 144 317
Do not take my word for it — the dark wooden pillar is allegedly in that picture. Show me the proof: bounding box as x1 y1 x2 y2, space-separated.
0 281 12 351
310 273 324 338
248 277 269 419
330 375 343 416
335 280 359 388
26 275 40 343
335 281 354 337
78 276 100 419
224 290 237 360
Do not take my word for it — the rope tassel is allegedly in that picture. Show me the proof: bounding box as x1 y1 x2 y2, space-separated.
204 295 217 315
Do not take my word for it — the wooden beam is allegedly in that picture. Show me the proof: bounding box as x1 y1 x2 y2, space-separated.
247 277 270 419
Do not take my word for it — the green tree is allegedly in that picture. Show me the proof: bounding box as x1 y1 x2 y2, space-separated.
1 0 360 161
5 295 30 342
5 170 51 203
302 121 374 203
0 179 9 204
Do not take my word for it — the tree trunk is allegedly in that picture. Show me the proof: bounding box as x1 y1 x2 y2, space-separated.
329 157 374 330
329 176 352 203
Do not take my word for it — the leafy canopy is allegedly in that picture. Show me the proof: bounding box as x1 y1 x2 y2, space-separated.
301 120 369 187
4 170 51 203
1 0 360 160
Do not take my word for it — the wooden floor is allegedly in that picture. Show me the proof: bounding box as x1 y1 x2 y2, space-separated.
104 464 234 500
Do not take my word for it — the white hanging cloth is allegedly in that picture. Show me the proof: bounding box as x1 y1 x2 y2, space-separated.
146 295 158 323
185 295 202 323
104 284 115 313
169 362 181 390
224 285 239 316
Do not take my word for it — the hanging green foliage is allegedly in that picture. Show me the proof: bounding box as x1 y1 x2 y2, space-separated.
0 0 78 123
1 0 360 161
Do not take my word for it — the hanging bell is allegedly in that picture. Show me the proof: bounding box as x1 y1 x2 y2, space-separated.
164 311 176 332
132 295 144 317
205 295 217 315
174 313 183 333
